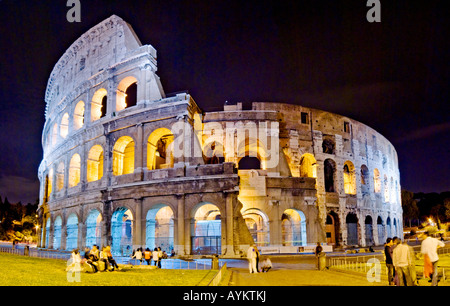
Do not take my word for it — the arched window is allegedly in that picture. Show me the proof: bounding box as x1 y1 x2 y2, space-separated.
56 162 65 191
322 138 335 154
116 76 138 112
147 128 174 170
365 216 374 246
113 136 135 175
53 216 62 250
87 145 104 182
324 159 336 192
45 168 53 200
346 213 358 245
73 101 85 130
384 175 389 202
343 161 356 194
191 203 221 255
91 88 108 121
242 208 270 247
281 209 307 246
66 213 79 250
52 123 58 146
85 209 102 248
68 154 81 188
360 165 370 195
111 207 133 256
238 156 261 170
146 205 174 253
373 168 381 193
299 153 317 178
60 113 69 138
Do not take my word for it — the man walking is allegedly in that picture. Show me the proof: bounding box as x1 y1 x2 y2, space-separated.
384 238 395 285
392 234 414 286
421 231 445 286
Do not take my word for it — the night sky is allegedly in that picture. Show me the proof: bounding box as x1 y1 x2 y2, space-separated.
0 0 448 204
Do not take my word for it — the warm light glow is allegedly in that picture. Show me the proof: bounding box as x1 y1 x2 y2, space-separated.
147 128 174 170
87 145 104 182
68 153 81 188
60 113 69 138
373 168 381 193
91 88 107 122
116 76 138 112
73 101 85 130
343 160 356 194
113 136 135 175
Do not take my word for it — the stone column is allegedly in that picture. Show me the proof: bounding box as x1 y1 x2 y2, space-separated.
176 194 186 255
134 197 143 249
134 123 144 181
223 191 235 256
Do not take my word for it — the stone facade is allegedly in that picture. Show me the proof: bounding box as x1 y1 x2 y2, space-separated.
37 15 402 257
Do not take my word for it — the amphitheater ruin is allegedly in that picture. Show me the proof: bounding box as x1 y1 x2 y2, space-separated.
37 15 402 257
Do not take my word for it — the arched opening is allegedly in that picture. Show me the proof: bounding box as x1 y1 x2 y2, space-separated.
346 213 358 246
116 76 138 112
46 168 53 200
68 154 81 188
373 168 381 193
85 209 102 248
113 136 135 176
386 217 392 239
299 153 317 178
51 123 58 147
377 216 385 245
281 209 307 246
111 207 133 256
53 216 62 250
66 213 79 251
360 165 370 195
91 88 108 121
393 218 398 238
73 101 85 131
191 203 221 255
147 128 174 170
87 145 104 182
324 159 336 192
365 216 374 246
145 205 174 253
60 113 69 139
343 161 356 195
238 156 261 170
242 208 270 247
44 218 51 248
326 212 339 245
56 162 64 192
384 175 390 202
322 138 335 154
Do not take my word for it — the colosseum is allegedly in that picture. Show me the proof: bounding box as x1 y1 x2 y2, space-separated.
37 15 402 258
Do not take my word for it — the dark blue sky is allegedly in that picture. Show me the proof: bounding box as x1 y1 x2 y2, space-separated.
0 0 448 204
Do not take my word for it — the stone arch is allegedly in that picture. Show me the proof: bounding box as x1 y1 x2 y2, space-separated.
113 136 135 175
66 213 79 251
242 208 270 247
87 145 104 182
346 213 359 246
343 160 356 194
53 215 62 250
56 161 65 191
145 204 174 253
299 153 317 178
44 217 51 248
203 140 225 164
51 123 58 147
111 207 133 256
60 113 69 139
384 175 390 202
236 137 268 170
322 137 335 154
377 216 385 245
91 88 108 121
68 153 81 188
324 158 337 192
373 168 381 193
147 128 174 170
116 76 138 112
365 215 374 246
386 216 392 238
281 209 307 246
360 164 370 194
85 209 102 248
190 202 222 255
326 211 340 246
73 101 85 131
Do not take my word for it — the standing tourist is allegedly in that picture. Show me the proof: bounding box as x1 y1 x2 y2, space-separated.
384 238 395 285
392 235 414 286
421 231 445 286
247 245 258 273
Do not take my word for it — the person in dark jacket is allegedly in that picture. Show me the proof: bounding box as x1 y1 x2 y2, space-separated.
384 238 394 285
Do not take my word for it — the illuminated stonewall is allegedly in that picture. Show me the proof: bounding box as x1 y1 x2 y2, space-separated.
37 15 402 258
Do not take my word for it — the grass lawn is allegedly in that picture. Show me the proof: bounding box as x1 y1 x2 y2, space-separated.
0 253 217 286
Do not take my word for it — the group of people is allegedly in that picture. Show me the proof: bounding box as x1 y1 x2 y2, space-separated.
131 247 171 268
69 245 121 273
384 231 445 286
247 244 272 273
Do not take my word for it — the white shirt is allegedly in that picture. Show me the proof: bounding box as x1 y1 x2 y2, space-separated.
421 236 445 262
